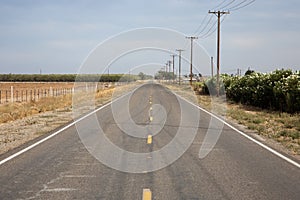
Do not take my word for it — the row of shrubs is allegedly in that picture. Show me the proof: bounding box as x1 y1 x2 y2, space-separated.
199 69 300 113
0 74 138 82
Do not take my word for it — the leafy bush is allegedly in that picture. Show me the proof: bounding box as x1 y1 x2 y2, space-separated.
224 69 300 113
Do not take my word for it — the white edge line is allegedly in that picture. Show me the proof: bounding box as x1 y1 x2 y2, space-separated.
1 84 299 169
171 89 300 169
0 91 129 166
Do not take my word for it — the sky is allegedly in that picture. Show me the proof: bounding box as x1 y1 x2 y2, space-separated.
0 0 299 75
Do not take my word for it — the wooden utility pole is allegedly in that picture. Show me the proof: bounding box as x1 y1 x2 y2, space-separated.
168 60 172 73
209 10 229 96
176 49 184 85
211 56 214 78
186 36 198 86
171 54 176 82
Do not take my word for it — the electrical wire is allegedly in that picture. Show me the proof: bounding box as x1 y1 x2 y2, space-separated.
228 0 256 11
226 0 248 10
199 20 217 39
193 0 231 36
219 0 236 10
213 0 228 10
200 14 228 39
195 15 213 35
193 14 210 34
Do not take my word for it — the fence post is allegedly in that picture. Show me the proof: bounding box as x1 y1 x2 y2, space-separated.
11 86 13 103
50 87 53 97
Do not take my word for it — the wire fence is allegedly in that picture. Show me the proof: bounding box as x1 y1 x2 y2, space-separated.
0 82 116 104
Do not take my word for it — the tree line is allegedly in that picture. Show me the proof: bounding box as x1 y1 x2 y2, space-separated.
0 74 138 82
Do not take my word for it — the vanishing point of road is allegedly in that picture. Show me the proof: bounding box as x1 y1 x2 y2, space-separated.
0 83 299 199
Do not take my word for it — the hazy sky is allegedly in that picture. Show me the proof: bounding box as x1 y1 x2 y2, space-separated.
0 0 299 75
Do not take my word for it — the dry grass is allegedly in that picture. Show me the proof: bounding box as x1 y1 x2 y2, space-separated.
0 95 73 124
166 83 300 155
0 82 139 155
198 95 300 155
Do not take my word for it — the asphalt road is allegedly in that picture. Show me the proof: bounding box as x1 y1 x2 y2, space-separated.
0 83 299 199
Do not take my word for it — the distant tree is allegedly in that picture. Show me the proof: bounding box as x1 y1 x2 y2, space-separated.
245 69 255 76
138 72 146 80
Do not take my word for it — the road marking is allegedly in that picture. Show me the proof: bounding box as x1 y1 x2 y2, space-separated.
150 106 153 111
172 91 300 169
147 135 152 144
0 92 127 166
62 175 96 178
44 188 77 192
2 83 299 170
149 116 153 122
142 188 152 200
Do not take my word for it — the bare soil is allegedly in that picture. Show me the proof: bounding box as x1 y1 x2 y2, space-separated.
0 83 138 156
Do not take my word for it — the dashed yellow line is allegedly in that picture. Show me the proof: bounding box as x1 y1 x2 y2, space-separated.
142 188 152 200
149 116 153 122
147 135 152 144
150 106 153 111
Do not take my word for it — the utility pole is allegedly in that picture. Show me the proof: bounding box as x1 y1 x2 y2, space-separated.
176 49 184 85
186 36 198 86
209 10 229 96
211 56 214 78
168 60 172 82
171 54 176 82
165 63 168 73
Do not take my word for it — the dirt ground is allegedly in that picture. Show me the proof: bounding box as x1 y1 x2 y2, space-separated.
0 108 73 155
0 82 138 155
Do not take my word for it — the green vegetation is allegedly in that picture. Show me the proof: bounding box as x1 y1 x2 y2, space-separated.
138 72 153 80
0 74 138 82
154 70 175 80
199 69 300 113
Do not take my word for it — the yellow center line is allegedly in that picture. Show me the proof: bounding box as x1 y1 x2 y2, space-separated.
149 116 153 122
142 188 152 200
147 135 152 144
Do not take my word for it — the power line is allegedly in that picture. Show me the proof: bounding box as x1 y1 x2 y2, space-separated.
186 36 198 86
193 0 230 36
194 0 256 40
226 0 248 10
176 49 184 85
213 0 228 10
200 14 228 39
194 15 213 35
171 54 176 82
228 0 256 11
219 0 236 10
209 10 230 96
194 14 209 34
199 20 217 38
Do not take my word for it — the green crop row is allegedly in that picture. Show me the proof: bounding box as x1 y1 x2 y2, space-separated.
202 69 300 113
